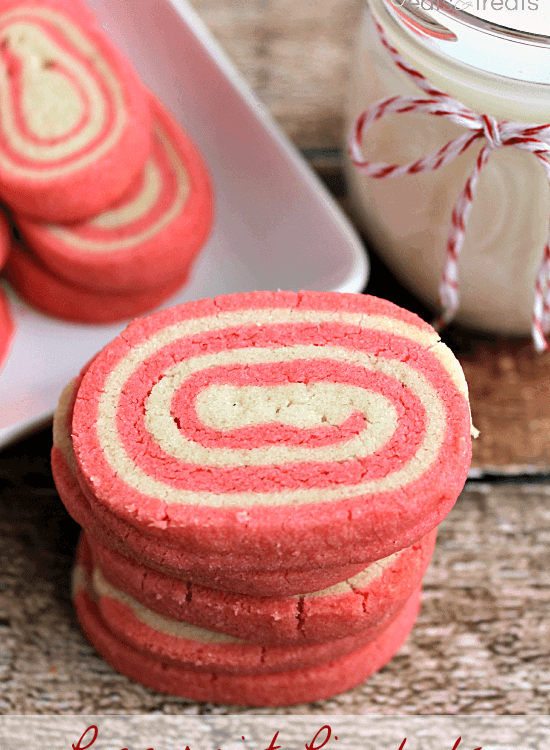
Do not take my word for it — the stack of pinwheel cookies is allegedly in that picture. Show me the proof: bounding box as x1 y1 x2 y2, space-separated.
52 290 474 706
0 0 213 325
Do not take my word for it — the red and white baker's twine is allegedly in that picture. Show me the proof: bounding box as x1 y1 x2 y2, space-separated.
350 18 550 352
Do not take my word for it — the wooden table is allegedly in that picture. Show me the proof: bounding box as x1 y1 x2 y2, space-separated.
0 0 549 715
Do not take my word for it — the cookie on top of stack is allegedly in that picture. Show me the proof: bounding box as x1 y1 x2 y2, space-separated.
52 290 474 706
0 0 212 324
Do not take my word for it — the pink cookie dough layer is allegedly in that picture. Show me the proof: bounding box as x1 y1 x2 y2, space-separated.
0 286 14 369
5 242 189 324
71 291 474 570
73 543 422 706
90 527 436 644
86 553 413 674
18 95 213 292
0 0 152 222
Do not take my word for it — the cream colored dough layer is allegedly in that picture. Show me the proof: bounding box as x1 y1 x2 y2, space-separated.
2 21 92 144
197 382 376 431
305 547 403 598
53 378 77 471
0 7 126 178
91 159 162 230
71 563 87 599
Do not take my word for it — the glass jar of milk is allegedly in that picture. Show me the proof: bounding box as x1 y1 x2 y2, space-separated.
345 0 550 336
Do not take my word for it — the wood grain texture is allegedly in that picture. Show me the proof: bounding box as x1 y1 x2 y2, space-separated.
0 427 549 714
453 336 550 475
191 0 362 150
359 249 550 477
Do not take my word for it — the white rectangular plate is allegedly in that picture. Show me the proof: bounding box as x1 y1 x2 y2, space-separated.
0 0 368 448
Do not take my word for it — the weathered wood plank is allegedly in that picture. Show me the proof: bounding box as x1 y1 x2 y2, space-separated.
191 0 362 150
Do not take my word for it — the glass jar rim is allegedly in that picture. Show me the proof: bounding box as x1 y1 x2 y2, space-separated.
379 0 550 84
383 0 550 43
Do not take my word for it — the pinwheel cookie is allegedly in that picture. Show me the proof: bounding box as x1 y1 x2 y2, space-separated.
73 536 422 707
89 527 436 644
4 242 188 324
17 97 213 292
0 0 151 221
71 291 473 572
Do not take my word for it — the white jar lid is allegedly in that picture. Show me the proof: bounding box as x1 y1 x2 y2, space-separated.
382 0 550 84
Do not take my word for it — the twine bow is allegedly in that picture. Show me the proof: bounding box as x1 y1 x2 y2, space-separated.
350 18 550 352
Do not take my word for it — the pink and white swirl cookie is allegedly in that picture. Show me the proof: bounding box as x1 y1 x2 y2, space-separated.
17 96 213 292
5 242 188 324
73 537 422 706
89 527 436 644
71 291 473 571
0 0 151 221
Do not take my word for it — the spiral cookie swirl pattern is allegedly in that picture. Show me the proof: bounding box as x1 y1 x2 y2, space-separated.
72 291 473 570
0 1 151 221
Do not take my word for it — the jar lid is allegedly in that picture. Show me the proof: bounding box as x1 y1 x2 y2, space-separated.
381 0 550 84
